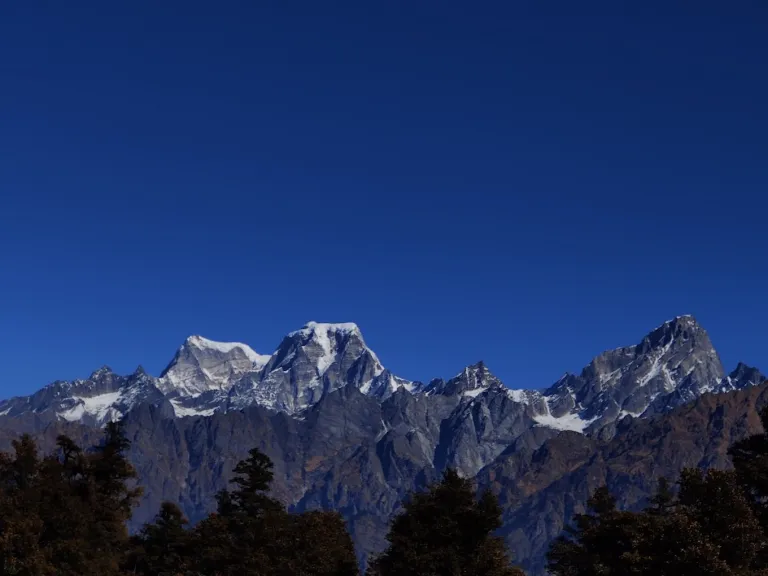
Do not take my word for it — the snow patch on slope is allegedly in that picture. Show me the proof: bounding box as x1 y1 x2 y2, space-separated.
170 399 217 418
506 388 533 404
532 397 598 433
59 391 122 422
533 410 598 433
289 321 360 337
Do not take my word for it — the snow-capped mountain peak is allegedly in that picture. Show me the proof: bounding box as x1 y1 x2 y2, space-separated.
289 321 362 337
425 361 502 397
158 335 269 398
534 315 727 431
720 362 767 393
282 321 378 378
88 365 115 380
185 335 270 367
227 321 413 413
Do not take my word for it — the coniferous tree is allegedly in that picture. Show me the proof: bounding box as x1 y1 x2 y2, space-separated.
730 406 768 529
677 468 766 571
126 501 191 576
368 469 524 576
186 510 233 576
0 428 142 576
189 447 361 576
37 435 93 575
80 421 142 575
190 447 288 575
278 510 359 576
228 448 282 517
728 405 768 571
647 476 674 516
547 486 646 576
0 435 54 576
89 421 143 526
546 474 766 576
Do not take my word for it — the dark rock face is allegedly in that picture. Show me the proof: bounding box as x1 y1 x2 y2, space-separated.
722 362 767 391
0 316 765 573
478 384 768 574
541 315 728 432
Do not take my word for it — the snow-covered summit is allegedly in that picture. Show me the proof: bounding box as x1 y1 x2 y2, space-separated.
227 321 414 413
289 321 362 337
425 361 502 397
283 322 379 378
158 335 269 397
533 315 727 432
185 335 271 367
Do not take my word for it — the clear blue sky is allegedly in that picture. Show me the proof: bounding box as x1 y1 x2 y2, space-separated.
1 1 766 397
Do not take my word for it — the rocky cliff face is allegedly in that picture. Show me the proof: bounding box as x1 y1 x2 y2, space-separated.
539 315 728 432
0 316 764 573
478 383 768 574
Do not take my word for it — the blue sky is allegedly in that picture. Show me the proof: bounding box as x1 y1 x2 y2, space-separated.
1 1 766 397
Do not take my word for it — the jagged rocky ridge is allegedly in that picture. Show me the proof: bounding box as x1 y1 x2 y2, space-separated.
0 315 764 574
0 322 423 424
0 316 758 433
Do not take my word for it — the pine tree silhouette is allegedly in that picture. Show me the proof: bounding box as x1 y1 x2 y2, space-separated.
126 501 191 575
368 469 524 576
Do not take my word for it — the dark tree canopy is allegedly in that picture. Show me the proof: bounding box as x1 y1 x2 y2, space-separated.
0 433 360 576
188 445 358 576
368 468 524 576
547 481 734 576
125 501 190 576
0 425 142 576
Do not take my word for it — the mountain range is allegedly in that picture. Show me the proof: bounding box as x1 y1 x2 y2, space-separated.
0 315 764 574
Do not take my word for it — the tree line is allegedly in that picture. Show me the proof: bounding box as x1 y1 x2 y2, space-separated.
4 407 768 575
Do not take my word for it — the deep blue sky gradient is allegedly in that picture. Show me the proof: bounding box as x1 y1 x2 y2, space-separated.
1 1 766 396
